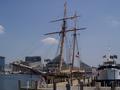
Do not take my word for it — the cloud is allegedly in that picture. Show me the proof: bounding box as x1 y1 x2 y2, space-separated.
106 16 120 28
41 37 58 45
111 20 120 27
0 25 5 34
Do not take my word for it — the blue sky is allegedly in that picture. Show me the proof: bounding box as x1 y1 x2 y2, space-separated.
0 0 120 66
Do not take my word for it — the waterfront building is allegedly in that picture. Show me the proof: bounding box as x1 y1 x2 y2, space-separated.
45 55 66 72
25 56 41 63
11 56 43 73
0 56 5 72
25 56 43 71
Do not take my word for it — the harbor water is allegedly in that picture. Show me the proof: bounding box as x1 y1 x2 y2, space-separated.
0 74 40 90
1 74 120 90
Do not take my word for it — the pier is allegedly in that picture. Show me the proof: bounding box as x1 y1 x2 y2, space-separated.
18 80 120 90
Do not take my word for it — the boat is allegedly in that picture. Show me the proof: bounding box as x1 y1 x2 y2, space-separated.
44 1 86 86
97 54 120 86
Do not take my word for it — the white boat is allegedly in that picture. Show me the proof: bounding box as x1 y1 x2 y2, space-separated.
97 54 120 86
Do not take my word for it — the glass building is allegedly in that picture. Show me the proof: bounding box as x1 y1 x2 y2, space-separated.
0 56 5 72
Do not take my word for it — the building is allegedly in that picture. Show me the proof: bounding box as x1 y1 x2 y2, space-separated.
25 56 43 70
45 55 66 72
25 56 41 63
0 56 5 72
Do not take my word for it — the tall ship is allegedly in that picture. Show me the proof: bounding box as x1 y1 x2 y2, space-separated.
42 2 86 85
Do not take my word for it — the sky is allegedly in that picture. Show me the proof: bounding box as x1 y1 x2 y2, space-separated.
0 0 120 66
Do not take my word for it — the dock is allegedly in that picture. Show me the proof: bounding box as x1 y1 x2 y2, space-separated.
18 80 120 90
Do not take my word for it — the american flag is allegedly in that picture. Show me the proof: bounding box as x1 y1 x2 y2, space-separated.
76 51 79 58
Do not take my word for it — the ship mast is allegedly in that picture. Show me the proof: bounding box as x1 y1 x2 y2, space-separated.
71 13 77 72
59 2 67 71
44 2 85 72
70 12 86 85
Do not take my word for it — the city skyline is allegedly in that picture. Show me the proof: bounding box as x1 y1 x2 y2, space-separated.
0 0 120 66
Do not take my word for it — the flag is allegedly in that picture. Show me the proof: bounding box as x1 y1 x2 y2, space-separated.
110 55 114 59
76 51 79 58
113 55 117 59
103 55 106 58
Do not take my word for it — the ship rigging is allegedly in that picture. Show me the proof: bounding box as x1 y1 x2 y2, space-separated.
44 2 86 73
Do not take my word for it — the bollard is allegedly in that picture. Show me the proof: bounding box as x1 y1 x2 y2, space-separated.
66 83 71 90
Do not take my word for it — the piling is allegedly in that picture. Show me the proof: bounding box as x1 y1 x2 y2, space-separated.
80 81 83 90
95 82 100 90
111 81 116 90
53 79 56 90
35 81 38 90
